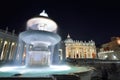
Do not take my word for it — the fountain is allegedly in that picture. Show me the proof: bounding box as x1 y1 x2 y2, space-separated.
0 10 94 80
14 10 60 67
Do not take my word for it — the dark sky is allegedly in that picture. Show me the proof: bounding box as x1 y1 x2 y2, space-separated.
0 1 120 46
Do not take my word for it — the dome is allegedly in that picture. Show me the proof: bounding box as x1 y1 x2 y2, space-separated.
64 34 73 43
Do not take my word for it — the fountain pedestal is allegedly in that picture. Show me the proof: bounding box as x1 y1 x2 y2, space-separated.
28 51 50 67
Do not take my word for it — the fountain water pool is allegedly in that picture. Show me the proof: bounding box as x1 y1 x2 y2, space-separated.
0 65 93 77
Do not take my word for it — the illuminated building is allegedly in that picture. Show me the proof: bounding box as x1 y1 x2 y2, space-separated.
100 37 120 51
0 28 17 62
98 50 120 60
64 34 97 59
98 37 120 60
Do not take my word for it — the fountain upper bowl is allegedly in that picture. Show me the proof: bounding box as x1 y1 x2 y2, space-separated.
19 30 61 45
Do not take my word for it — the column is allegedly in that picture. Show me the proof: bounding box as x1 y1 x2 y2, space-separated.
5 41 12 62
0 39 5 60
1 40 8 61
65 46 68 58
12 43 17 62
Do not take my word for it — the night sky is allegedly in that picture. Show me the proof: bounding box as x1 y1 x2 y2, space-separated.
0 1 120 46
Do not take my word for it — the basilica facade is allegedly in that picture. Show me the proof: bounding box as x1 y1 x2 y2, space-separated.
64 34 96 59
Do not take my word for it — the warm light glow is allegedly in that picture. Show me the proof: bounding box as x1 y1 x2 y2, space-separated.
23 53 26 57
104 55 108 59
113 55 117 59
117 40 120 45
12 42 15 46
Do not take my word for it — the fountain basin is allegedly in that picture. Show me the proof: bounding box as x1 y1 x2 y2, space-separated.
0 65 93 78
19 30 61 45
27 17 58 33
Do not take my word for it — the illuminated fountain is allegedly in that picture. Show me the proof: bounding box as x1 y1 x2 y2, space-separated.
0 10 94 80
14 10 60 67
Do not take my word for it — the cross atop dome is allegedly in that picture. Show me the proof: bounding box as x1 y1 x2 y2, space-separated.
39 10 48 17
67 34 71 38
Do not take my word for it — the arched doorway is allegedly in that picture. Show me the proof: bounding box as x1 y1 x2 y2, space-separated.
92 53 96 58
77 54 79 58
